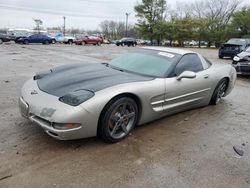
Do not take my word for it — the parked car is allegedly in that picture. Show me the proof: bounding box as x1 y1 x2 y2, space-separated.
219 38 250 59
0 33 11 44
19 47 236 143
232 46 250 75
16 34 54 44
75 36 103 45
116 38 137 47
56 36 76 44
188 40 198 46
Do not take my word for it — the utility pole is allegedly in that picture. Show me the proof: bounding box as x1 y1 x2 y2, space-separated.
63 16 66 36
125 13 130 37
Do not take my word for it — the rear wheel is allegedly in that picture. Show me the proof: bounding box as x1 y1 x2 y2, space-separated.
210 78 228 105
98 97 138 143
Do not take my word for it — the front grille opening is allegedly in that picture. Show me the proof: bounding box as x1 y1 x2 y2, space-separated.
47 131 58 137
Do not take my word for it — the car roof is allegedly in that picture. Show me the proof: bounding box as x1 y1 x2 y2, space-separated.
142 46 196 55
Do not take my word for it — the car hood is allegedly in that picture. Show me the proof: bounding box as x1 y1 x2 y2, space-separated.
37 63 153 97
237 51 250 58
223 43 243 47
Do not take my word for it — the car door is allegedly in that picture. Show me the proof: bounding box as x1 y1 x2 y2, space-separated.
28 35 36 43
163 53 212 112
31 34 40 43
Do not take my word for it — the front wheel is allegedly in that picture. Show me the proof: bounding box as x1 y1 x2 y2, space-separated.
23 40 29 44
210 78 228 105
98 97 138 143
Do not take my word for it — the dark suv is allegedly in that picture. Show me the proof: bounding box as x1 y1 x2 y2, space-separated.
0 33 11 44
219 38 250 59
116 38 137 47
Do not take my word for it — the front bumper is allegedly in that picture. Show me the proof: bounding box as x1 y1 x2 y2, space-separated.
232 62 250 75
19 79 98 140
219 50 238 58
19 98 82 140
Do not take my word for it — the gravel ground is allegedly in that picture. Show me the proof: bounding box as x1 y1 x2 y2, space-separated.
0 43 250 188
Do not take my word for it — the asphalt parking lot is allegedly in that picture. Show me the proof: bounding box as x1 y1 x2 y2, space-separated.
0 43 250 188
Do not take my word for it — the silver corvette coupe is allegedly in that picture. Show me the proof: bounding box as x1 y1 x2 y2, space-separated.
19 47 236 143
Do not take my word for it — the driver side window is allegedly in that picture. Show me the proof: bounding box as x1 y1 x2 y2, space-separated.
175 54 204 76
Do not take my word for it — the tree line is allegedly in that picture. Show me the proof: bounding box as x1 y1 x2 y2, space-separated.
134 0 250 47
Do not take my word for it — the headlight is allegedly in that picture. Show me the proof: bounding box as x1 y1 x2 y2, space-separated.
59 90 94 106
233 56 240 62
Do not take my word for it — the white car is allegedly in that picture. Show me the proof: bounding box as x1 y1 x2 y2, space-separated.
56 36 76 44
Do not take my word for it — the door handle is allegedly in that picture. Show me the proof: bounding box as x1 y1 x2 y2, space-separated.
204 74 209 79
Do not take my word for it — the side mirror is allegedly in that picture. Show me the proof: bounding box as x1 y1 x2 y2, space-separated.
176 71 196 80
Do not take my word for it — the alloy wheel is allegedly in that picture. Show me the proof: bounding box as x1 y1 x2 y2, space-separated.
216 81 227 104
108 102 136 139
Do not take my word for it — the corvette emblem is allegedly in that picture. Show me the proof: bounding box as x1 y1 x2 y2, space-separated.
30 90 38 95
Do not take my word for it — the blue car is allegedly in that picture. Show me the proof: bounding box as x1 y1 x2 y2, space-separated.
17 34 53 44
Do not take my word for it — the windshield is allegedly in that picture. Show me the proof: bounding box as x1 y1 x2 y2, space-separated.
109 49 181 77
227 38 246 45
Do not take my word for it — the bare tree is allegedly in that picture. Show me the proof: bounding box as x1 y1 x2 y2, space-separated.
99 20 135 39
186 0 242 46
33 18 43 34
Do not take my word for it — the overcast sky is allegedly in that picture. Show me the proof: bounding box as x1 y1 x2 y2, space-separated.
0 0 248 30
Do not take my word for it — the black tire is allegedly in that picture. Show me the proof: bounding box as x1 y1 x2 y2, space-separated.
52 39 56 44
210 78 228 105
97 42 101 46
219 55 223 59
98 97 138 143
68 40 73 44
23 40 29 44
